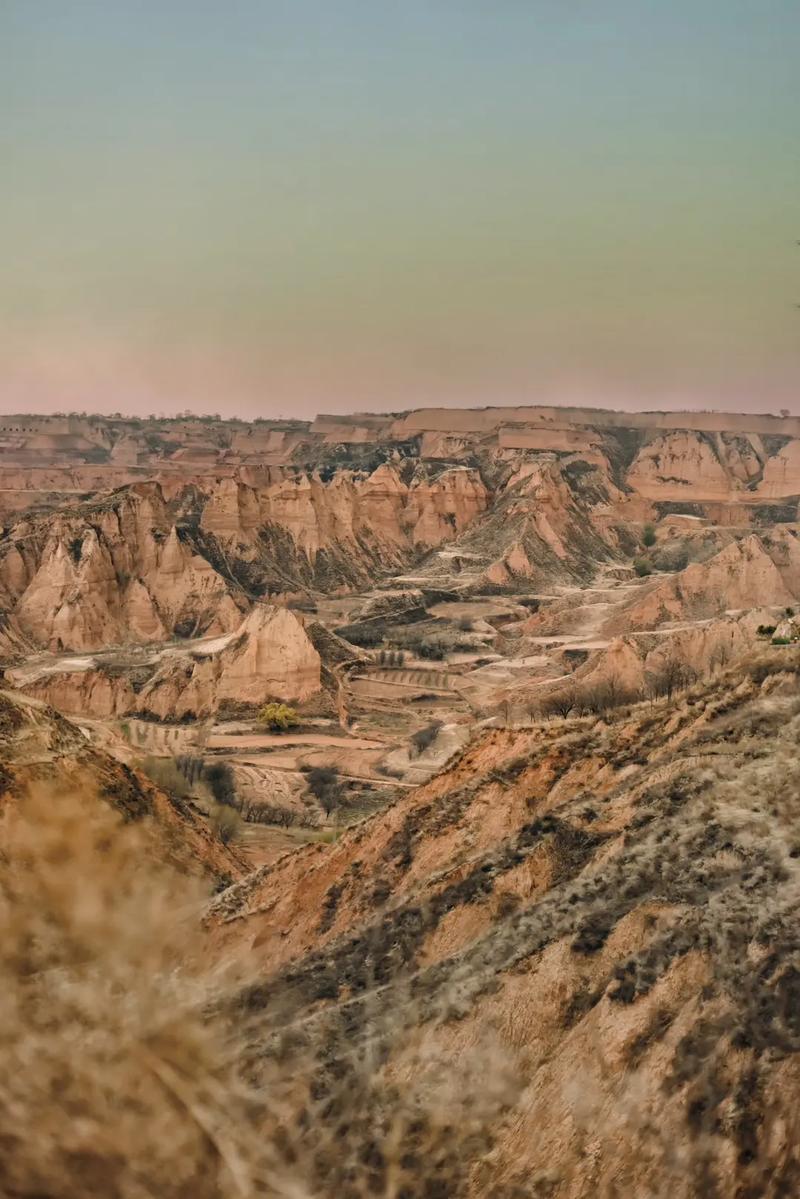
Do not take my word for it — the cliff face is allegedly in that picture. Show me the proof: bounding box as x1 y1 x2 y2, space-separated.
0 465 490 651
614 532 800 632
200 463 487 553
3 490 244 652
625 430 765 500
446 459 629 590
4 407 800 658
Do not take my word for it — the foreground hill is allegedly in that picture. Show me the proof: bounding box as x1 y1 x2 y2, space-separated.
0 689 245 884
210 651 800 1197
3 621 800 1194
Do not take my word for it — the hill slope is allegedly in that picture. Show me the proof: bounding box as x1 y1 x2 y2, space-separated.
0 689 245 884
211 652 800 1197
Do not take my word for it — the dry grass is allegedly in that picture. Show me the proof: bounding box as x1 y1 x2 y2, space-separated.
0 787 296 1199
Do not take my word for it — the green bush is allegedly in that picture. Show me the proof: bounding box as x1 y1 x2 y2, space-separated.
641 523 656 548
633 557 652 577
258 702 299 731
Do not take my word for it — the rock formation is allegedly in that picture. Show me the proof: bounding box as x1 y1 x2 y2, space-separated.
9 603 324 720
615 533 800 632
139 605 322 719
4 405 800 659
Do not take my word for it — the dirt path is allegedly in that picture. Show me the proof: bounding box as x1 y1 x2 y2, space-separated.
231 755 416 787
207 731 386 751
550 570 657 643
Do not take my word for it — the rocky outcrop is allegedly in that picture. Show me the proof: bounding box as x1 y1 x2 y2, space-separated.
199 464 489 576
756 439 800 498
0 462 490 654
627 431 735 500
5 406 800 679
4 497 243 652
9 604 324 720
450 460 628 590
615 535 799 632
132 605 322 720
8 667 138 719
566 610 766 700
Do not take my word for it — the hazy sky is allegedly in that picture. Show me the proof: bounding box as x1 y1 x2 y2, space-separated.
1 1 799 419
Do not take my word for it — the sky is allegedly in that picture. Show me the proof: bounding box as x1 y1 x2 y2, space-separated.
1 0 799 420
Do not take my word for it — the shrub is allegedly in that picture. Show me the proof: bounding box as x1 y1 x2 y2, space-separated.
577 678 639 714
172 755 205 785
654 544 689 573
258 702 299 731
641 523 657 548
740 650 797 684
135 755 192 799
336 622 385 648
633 557 652 577
538 688 577 719
303 765 342 816
417 639 447 660
410 721 443 756
376 648 405 666
392 628 473 660
304 765 338 793
209 802 241 844
757 625 777 638
645 659 698 700
376 763 404 779
204 760 236 806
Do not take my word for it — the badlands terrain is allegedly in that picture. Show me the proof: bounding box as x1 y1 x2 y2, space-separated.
3 403 800 1195
2 404 800 849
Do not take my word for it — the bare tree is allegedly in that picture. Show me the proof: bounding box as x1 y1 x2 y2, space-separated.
645 657 698 701
575 674 641 715
540 686 577 719
709 641 733 673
